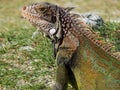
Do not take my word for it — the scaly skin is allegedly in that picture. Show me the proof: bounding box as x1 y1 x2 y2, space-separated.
22 2 120 90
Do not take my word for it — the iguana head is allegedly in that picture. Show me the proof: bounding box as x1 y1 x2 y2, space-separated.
23 2 57 23
21 2 74 41
22 2 55 36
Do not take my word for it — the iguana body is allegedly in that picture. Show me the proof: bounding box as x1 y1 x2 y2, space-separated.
22 2 120 90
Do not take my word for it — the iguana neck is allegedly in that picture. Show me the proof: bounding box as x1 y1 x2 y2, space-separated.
56 7 120 60
53 8 81 55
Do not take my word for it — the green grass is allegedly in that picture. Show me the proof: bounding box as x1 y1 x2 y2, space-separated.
0 0 120 90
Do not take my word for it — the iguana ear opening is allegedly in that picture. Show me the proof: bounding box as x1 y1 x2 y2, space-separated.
64 7 75 12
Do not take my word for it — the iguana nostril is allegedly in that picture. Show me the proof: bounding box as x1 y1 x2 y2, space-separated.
23 6 26 10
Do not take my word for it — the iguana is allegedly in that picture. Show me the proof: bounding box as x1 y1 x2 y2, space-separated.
21 2 120 90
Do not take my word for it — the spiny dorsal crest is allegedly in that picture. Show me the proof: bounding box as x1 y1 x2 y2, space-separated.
75 19 120 60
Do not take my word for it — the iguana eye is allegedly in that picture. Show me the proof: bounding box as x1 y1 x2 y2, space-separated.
40 8 46 11
35 7 47 13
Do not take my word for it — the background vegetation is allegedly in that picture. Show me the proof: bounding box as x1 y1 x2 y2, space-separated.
0 0 120 90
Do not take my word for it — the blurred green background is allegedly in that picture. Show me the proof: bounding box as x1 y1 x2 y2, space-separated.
0 0 120 90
